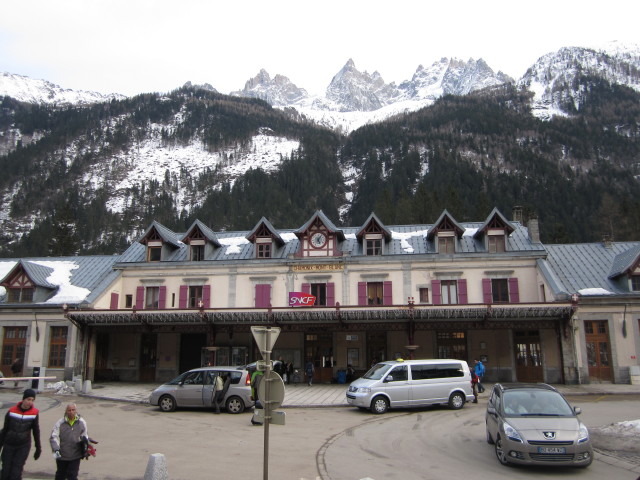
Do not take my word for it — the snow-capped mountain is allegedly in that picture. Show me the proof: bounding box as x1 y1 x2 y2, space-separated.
519 42 640 120
0 72 125 105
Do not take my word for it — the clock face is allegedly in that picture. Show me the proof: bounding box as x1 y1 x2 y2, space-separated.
310 232 327 248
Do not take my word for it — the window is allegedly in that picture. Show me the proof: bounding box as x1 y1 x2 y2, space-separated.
492 279 509 303
147 246 162 262
367 282 383 305
7 288 34 303
257 243 271 258
125 294 133 308
419 288 429 303
2 327 27 372
386 365 408 381
255 284 271 308
438 236 454 253
436 332 467 360
365 238 382 256
146 287 160 309
191 244 205 261
488 235 506 253
310 283 327 306
189 286 203 308
48 327 68 368
632 275 640 291
441 280 458 304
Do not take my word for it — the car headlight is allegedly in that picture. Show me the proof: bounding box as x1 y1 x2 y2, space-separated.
357 387 371 393
578 423 589 443
503 422 523 443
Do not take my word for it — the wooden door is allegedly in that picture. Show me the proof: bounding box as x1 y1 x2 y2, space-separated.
514 330 543 383
139 333 158 382
585 321 612 381
1 327 27 377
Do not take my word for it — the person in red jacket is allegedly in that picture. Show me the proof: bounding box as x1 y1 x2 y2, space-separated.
0 388 42 480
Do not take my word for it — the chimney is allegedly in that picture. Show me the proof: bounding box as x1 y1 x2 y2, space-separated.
527 218 540 243
602 234 613 248
512 206 523 224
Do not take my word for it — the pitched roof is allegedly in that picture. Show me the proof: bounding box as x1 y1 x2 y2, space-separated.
294 210 345 241
473 207 516 238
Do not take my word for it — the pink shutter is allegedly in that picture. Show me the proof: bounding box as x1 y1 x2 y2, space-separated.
110 292 119 310
302 283 310 293
136 286 145 309
431 280 441 305
203 285 211 308
327 282 335 307
256 284 271 308
458 279 468 304
179 285 188 309
358 282 367 306
482 279 492 304
159 286 167 309
383 281 393 305
509 278 520 303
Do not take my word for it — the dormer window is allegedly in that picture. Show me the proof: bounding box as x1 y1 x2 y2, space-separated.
190 241 205 261
147 243 162 262
438 233 455 254
488 233 506 253
365 235 382 256
632 275 640 291
8 287 34 303
256 238 272 258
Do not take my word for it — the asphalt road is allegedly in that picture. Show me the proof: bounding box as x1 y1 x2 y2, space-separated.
0 391 636 480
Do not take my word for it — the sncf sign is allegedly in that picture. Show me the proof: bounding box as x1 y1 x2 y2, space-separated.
289 292 316 307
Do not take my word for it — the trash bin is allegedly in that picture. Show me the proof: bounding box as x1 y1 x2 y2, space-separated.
31 367 45 392
337 369 346 384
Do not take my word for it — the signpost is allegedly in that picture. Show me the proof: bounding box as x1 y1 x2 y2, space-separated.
250 326 284 480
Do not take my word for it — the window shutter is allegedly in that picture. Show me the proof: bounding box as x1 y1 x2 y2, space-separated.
327 282 335 307
302 283 310 293
135 286 145 310
509 278 520 303
358 282 367 306
431 280 441 305
159 286 167 309
110 292 119 310
458 279 468 304
482 278 492 304
256 284 271 308
179 285 188 309
383 281 393 305
203 285 211 308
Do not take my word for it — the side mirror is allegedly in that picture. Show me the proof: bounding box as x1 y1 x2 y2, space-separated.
384 375 394 383
487 406 496 416
574 406 581 415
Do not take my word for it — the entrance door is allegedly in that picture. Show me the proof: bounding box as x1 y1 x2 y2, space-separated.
514 330 543 383
367 331 387 366
1 327 27 378
139 333 157 382
585 321 612 382
436 331 467 360
179 334 206 372
305 332 334 383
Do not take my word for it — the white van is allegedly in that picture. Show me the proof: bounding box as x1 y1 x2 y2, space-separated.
346 359 474 414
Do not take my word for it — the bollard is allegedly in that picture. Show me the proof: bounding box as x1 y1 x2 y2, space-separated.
82 380 92 394
143 453 168 480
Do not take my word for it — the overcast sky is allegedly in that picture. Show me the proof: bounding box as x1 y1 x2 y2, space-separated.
2 0 638 97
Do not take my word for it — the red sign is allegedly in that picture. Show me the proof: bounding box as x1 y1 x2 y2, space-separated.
289 292 316 307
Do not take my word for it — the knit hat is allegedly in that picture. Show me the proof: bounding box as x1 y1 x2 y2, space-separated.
23 388 36 400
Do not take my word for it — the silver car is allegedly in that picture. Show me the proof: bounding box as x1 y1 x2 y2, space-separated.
485 383 592 467
149 366 254 414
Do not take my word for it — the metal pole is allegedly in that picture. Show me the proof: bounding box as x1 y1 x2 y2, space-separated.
263 328 272 480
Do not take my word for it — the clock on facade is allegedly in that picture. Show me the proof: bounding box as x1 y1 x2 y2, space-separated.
310 232 327 248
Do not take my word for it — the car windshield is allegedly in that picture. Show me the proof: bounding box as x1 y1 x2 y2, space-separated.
166 371 191 385
363 363 393 380
503 390 574 417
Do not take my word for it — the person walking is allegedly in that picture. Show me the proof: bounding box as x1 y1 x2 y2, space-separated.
10 359 22 388
0 388 42 480
474 359 485 394
286 361 294 385
470 369 479 403
50 403 89 480
305 360 315 386
250 369 264 425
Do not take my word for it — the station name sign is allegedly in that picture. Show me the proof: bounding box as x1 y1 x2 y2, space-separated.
292 264 344 272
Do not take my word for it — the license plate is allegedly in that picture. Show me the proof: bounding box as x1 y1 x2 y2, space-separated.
537 447 566 454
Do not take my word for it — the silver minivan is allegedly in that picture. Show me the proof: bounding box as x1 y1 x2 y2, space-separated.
346 359 474 414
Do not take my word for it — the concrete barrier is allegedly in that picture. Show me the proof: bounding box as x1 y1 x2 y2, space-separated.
143 453 168 480
630 365 640 385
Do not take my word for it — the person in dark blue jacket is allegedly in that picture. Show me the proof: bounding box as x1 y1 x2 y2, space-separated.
0 388 42 480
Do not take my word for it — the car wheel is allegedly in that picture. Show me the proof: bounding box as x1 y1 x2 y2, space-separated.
225 396 245 414
486 425 494 444
448 392 465 409
159 395 176 412
370 396 389 414
495 436 510 466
